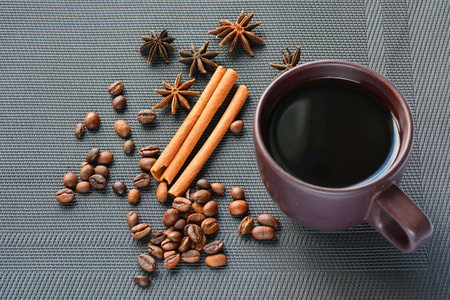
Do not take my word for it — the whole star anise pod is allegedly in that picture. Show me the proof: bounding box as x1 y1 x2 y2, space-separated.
208 10 264 56
178 41 220 77
140 30 176 64
269 46 301 80
153 73 200 114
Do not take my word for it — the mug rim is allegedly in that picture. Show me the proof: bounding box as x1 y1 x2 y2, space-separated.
253 60 414 193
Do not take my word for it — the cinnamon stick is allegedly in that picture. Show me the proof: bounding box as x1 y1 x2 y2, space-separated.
169 85 249 197
151 66 226 181
161 69 239 184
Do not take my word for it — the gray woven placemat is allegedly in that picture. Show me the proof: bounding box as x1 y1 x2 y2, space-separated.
1 0 448 299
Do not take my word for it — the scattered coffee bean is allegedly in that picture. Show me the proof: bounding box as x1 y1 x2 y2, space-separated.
139 157 156 171
79 164 94 181
187 224 203 243
211 183 226 195
108 81 124 96
196 179 211 190
89 174 107 189
257 214 280 229
203 240 224 255
81 161 89 167
86 148 99 163
230 120 244 134
192 189 212 204
182 250 200 263
164 226 175 236
231 186 245 200
191 235 206 251
205 254 227 267
164 250 177 259
150 231 165 245
123 140 135 154
164 253 181 269
203 200 218 217
97 151 114 165
238 216 254 235
192 201 204 213
94 165 109 178
161 238 179 251
179 211 193 219
139 145 160 157
56 188 75 203
63 172 78 188
112 95 127 110
127 211 139 228
229 200 248 216
131 223 152 239
137 109 157 124
174 219 187 231
137 254 156 272
114 119 131 138
163 209 179 227
84 111 100 130
201 218 219 235
128 189 140 204
156 181 168 203
172 197 192 212
187 213 206 224
147 245 164 260
252 226 275 240
178 236 191 253
74 123 85 138
134 275 150 287
133 173 151 188
185 188 196 200
167 231 183 243
76 181 90 193
112 181 127 195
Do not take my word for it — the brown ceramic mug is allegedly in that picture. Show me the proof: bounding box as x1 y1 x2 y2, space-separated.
253 60 433 253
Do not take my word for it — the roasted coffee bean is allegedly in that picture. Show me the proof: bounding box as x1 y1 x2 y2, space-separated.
205 254 227 267
172 197 192 212
191 235 206 251
94 165 109 178
123 140 135 154
108 81 124 96
76 181 90 193
97 151 114 165
182 250 200 263
137 254 156 272
238 216 254 235
196 179 211 190
147 245 164 260
86 148 100 163
178 236 191 253
81 161 89 167
174 219 187 231
203 240 224 255
187 213 206 224
257 214 280 229
192 201 204 213
211 183 226 195
164 253 180 269
114 119 131 138
128 189 140 204
137 109 157 124
203 200 218 217
79 164 94 181
112 181 127 195
156 181 168 203
139 157 156 171
131 223 152 239
164 226 175 237
150 231 165 245
139 145 160 157
179 211 193 219
56 188 75 203
161 238 178 251
84 111 100 130
127 211 139 228
252 226 275 240
201 218 219 235
63 172 78 188
163 209 179 226
231 186 245 200
230 120 244 133
183 224 192 236
112 95 127 110
187 224 203 243
167 231 183 243
89 174 107 189
134 275 150 287
74 123 85 138
192 190 212 204
133 173 151 188
164 250 177 259
185 188 196 200
229 200 248 216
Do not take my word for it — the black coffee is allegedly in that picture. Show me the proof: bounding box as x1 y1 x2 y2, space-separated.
268 79 396 188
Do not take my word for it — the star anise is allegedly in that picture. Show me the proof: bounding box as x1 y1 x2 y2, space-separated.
178 41 220 77
140 30 176 64
208 10 264 56
153 73 200 114
269 46 301 80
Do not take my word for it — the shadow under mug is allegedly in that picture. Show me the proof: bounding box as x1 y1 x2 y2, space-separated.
253 60 433 253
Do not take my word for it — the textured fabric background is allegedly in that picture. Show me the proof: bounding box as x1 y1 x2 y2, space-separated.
0 0 448 299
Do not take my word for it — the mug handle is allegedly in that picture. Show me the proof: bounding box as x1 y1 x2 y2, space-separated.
366 184 433 253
